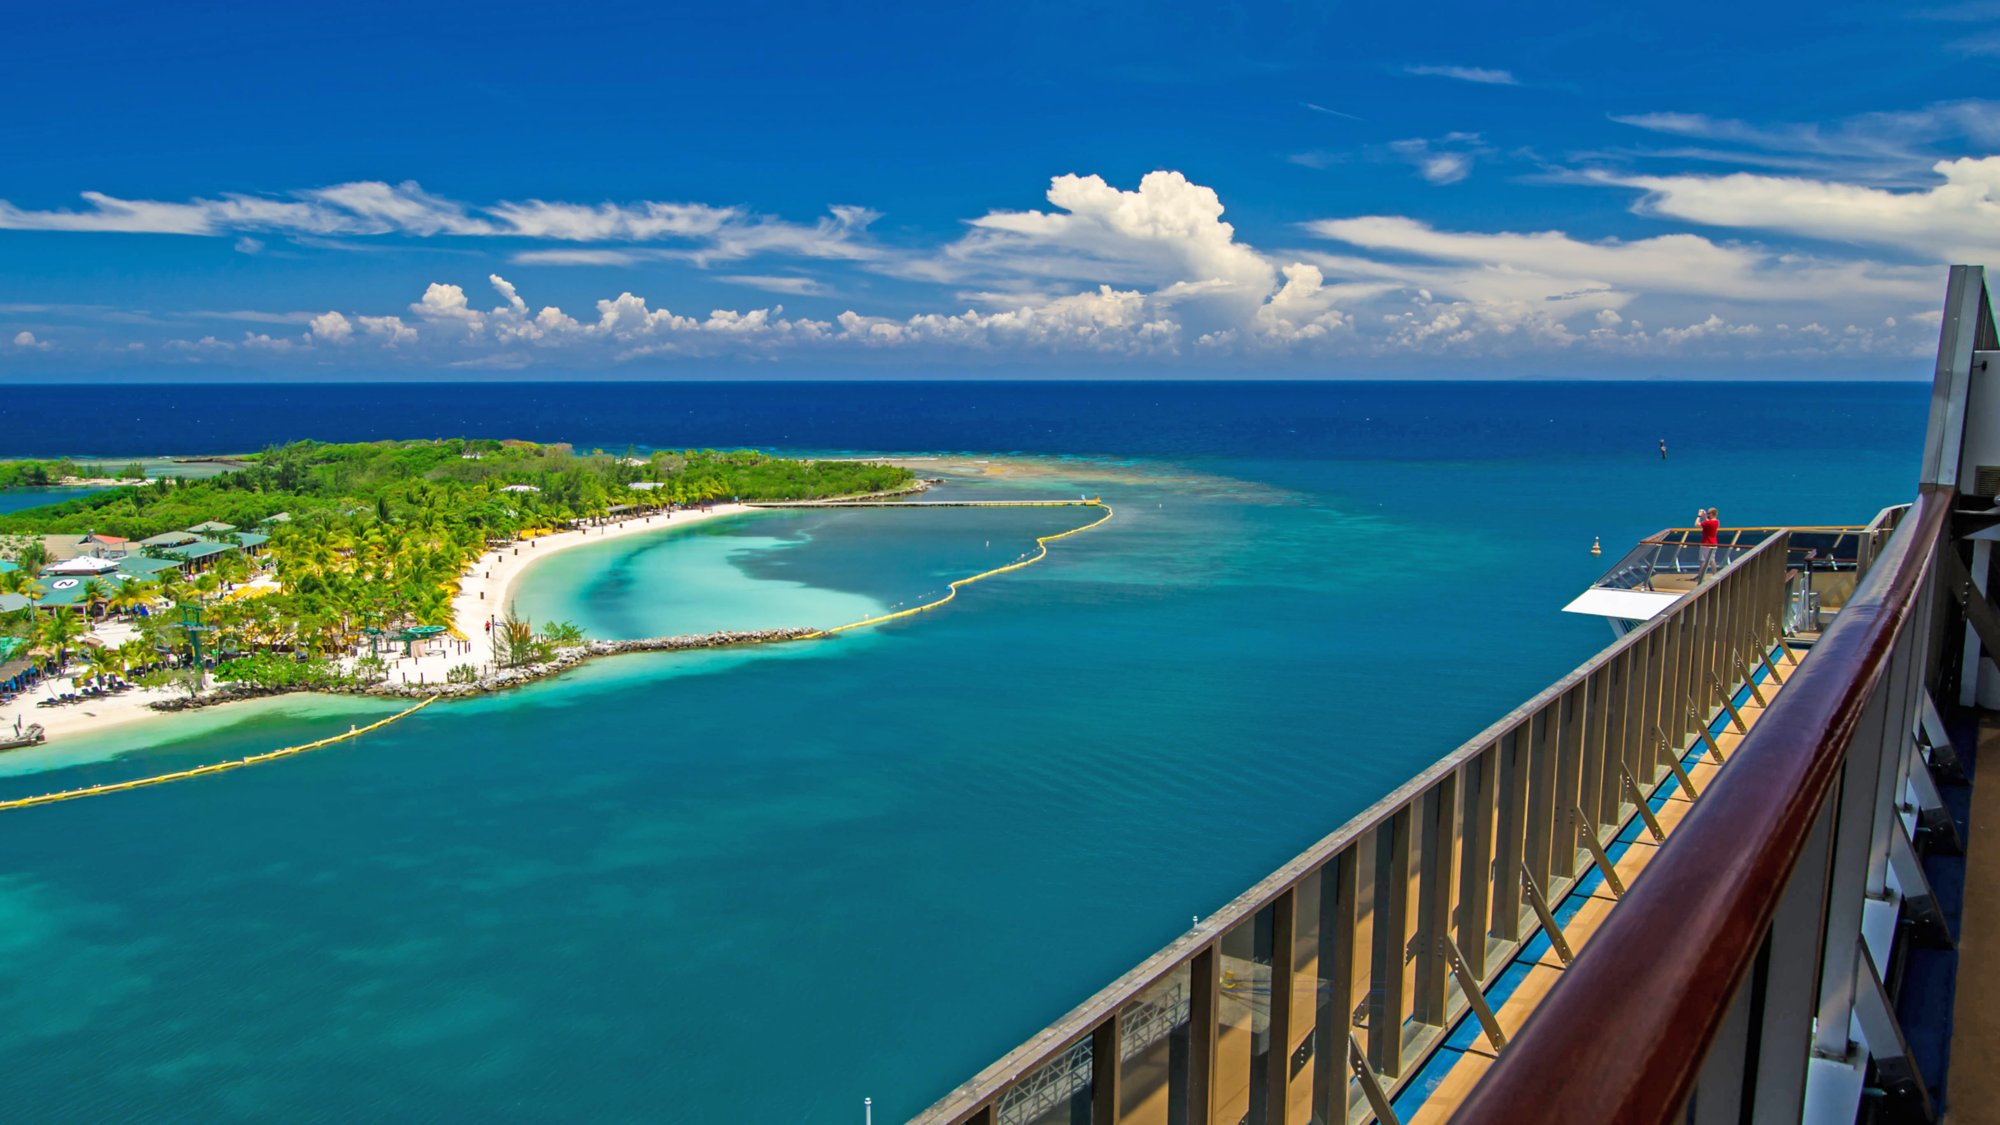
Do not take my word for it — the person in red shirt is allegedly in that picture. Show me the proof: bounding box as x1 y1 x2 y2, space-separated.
1697 508 1721 582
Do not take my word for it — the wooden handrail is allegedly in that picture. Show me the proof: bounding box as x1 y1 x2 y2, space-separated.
1449 486 1952 1123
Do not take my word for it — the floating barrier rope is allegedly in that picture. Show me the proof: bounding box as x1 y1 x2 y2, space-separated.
804 500 1114 637
0 695 438 813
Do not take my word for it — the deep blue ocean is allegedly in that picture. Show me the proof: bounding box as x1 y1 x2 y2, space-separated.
0 382 1931 1122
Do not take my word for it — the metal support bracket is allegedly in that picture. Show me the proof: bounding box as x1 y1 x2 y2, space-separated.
1714 680 1749 733
1942 544 2000 664
1348 1032 1401 1125
1688 696 1726 764
1573 805 1626 897
1904 743 1965 856
1854 943 1938 1122
1758 643 1788 686
1519 866 1574 965
1888 827 1956 948
1736 649 1769 707
1917 689 1969 784
1621 766 1668 843
1440 934 1509 1051
1655 728 1700 799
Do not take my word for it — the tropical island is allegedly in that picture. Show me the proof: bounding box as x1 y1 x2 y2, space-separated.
0 439 918 743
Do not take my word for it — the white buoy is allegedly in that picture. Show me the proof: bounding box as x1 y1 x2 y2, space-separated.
865 1097 874 1125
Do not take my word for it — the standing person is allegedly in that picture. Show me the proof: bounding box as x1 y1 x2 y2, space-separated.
1697 507 1721 582
1660 438 1669 460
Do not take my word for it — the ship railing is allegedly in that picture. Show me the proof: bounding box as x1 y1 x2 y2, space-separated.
910 522 1795 1125
1451 484 1959 1124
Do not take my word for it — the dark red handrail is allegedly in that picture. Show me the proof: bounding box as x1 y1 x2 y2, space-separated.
1450 486 1951 1123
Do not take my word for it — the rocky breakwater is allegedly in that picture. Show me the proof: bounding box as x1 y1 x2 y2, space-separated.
361 626 820 699
146 627 820 714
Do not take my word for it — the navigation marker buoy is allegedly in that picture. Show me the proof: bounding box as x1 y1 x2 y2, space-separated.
1591 537 1602 556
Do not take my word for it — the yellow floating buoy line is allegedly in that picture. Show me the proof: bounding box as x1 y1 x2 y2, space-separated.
0 696 439 814
803 499 1114 638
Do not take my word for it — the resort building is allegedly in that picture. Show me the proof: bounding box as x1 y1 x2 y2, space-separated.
41 555 120 578
35 531 132 564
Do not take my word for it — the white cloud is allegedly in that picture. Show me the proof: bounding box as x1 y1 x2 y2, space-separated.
1606 100 2000 181
510 249 643 266
929 172 1278 336
718 275 831 296
234 236 264 255
0 181 880 265
1404 65 1518 85
411 282 484 329
1387 135 1488 185
358 315 417 346
1595 157 2000 263
309 311 353 343
6 166 1965 369
304 181 493 235
1300 215 1937 304
11 330 50 350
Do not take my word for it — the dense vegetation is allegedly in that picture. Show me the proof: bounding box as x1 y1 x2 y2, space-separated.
0 440 912 539
0 459 82 489
0 440 913 673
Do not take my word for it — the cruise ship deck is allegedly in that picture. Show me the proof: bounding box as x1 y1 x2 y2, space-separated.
907 267 2000 1125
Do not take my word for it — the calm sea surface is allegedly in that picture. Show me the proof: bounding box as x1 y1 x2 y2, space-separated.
0 382 1930 1121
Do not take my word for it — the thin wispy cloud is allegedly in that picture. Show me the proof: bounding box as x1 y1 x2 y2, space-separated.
718 275 832 297
1302 102 1365 122
1388 133 1491 185
0 181 883 266
1605 100 2000 182
1404 64 1518 86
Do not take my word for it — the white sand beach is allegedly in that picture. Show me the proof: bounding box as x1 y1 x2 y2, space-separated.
5 504 754 748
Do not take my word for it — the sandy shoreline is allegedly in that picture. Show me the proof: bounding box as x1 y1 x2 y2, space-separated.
7 504 756 748
391 503 753 684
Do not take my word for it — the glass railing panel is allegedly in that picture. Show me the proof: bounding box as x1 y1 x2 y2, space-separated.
1212 905 1275 1124
994 1035 1092 1125
1117 964 1191 1125
1287 869 1323 1125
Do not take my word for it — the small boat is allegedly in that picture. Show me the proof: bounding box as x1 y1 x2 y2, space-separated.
0 723 46 752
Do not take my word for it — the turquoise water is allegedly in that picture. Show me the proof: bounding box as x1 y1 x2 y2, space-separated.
0 485 103 514
0 383 1931 1122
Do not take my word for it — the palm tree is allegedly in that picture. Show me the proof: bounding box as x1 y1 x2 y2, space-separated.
189 571 223 602
110 579 160 618
33 610 86 671
80 577 114 619
77 645 121 689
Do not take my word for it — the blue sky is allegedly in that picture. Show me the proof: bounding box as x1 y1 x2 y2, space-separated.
5 0 2000 378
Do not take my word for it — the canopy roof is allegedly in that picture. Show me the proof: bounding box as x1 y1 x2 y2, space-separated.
0 593 28 614
160 540 237 561
43 555 120 576
32 574 124 607
186 521 237 533
115 555 186 577
139 531 199 548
